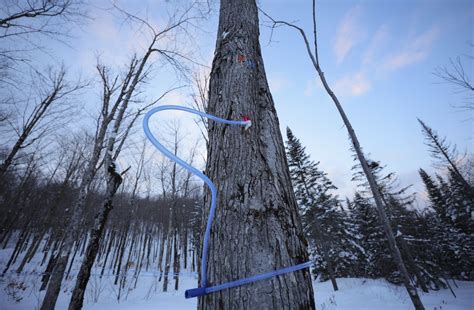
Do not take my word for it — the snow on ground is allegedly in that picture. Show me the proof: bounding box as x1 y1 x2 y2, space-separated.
1 248 473 309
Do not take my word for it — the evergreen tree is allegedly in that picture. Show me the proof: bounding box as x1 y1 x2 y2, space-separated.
419 169 448 221
285 128 362 284
349 192 394 280
352 158 438 289
446 168 473 234
419 168 473 280
418 118 473 198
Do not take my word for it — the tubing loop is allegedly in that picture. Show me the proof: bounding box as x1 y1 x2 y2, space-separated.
142 105 312 299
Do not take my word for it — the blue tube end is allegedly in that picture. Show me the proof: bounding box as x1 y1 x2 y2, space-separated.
185 287 207 299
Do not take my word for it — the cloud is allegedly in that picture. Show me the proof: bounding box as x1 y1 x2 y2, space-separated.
268 75 290 93
333 72 371 97
334 5 364 64
363 24 389 65
384 26 440 70
304 78 324 97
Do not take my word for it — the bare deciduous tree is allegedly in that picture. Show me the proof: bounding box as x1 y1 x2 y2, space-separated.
65 3 210 308
0 0 86 69
434 53 473 116
259 1 425 309
0 66 84 177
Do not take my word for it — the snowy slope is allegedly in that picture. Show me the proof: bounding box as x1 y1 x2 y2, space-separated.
1 248 473 309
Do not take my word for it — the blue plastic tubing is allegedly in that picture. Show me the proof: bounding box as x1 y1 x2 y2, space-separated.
143 105 312 299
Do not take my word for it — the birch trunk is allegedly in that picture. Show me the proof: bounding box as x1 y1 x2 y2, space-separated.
199 1 315 308
68 176 122 310
157 229 166 281
162 204 175 292
174 229 180 290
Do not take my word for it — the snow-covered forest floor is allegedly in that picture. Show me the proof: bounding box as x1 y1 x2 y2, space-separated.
1 247 472 310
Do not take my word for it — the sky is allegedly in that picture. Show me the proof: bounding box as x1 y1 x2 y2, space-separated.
257 0 473 203
3 0 473 204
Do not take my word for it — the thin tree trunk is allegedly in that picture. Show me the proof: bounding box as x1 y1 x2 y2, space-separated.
199 1 315 308
174 229 180 290
157 230 166 282
100 230 115 278
68 176 122 310
65 239 81 279
316 49 425 310
162 204 175 292
40 252 58 291
2 228 30 276
260 2 426 308
40 254 69 310
40 63 123 310
183 229 188 269
397 235 429 293
16 233 42 274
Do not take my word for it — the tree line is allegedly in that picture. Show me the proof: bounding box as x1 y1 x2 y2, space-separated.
0 1 472 310
285 122 472 294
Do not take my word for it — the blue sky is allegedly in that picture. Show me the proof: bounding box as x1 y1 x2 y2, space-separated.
257 0 473 202
7 0 473 203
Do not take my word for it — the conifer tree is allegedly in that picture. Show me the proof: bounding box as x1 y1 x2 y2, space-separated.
419 168 473 280
350 192 393 279
446 168 473 234
418 118 473 198
353 159 433 289
419 169 448 220
285 128 362 287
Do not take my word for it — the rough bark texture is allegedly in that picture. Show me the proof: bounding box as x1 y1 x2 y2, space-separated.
199 1 315 309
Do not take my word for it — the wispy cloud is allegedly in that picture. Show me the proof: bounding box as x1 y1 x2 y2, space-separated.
304 78 323 97
268 75 290 93
334 5 364 64
383 26 440 70
363 24 389 65
333 72 371 97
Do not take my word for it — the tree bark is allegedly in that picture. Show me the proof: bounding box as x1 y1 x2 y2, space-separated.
68 175 122 310
162 203 175 292
199 1 315 308
396 234 429 293
157 229 166 282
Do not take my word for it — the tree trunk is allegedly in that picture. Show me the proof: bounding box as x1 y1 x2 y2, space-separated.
174 229 180 290
281 2 426 306
396 235 429 293
100 230 115 278
157 229 166 281
40 254 69 310
183 229 188 269
315 63 425 309
199 1 315 308
162 204 175 292
68 175 122 310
